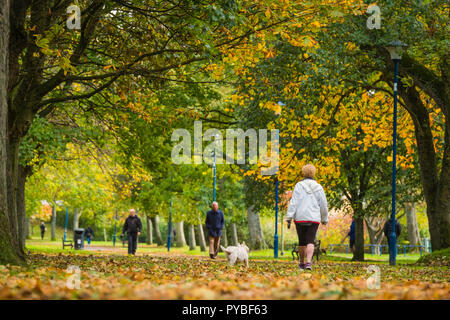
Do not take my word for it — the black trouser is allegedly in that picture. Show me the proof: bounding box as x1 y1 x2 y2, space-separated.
127 232 138 254
295 223 319 246
41 231 45 240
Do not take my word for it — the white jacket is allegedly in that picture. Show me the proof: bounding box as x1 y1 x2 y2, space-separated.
286 179 328 224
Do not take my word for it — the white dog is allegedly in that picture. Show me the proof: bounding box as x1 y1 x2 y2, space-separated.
220 242 250 267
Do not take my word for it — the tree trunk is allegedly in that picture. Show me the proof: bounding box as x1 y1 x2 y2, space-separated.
0 0 23 265
188 224 196 250
17 164 29 250
231 222 239 246
175 221 186 247
405 203 421 249
399 84 450 250
222 225 228 247
73 208 81 230
24 217 30 240
150 216 164 245
51 206 56 241
196 223 207 252
103 228 107 241
365 216 384 255
146 215 153 245
353 216 365 261
247 206 265 250
203 225 209 245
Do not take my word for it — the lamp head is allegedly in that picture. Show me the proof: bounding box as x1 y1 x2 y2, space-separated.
386 40 408 60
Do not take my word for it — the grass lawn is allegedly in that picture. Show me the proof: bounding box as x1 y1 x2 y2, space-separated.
25 237 425 265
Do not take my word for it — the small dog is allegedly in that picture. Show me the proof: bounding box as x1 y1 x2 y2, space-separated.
221 242 250 267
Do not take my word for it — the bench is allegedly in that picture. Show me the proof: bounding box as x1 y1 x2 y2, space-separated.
291 240 325 262
62 237 73 249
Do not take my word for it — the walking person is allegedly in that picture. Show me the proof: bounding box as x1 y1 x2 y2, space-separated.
120 209 142 255
286 164 328 271
383 219 401 241
40 222 46 240
205 201 225 259
85 225 94 245
342 218 356 253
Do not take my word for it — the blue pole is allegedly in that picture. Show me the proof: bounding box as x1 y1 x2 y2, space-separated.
213 148 216 202
64 207 69 241
113 209 117 247
389 59 400 266
274 178 279 258
167 172 173 251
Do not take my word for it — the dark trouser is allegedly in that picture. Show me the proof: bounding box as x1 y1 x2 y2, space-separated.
295 223 319 246
86 236 91 245
127 232 138 254
41 231 45 240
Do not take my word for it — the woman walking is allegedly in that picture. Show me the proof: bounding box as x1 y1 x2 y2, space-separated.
286 164 328 271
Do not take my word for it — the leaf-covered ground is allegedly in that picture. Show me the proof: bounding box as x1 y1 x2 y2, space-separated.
0 252 448 300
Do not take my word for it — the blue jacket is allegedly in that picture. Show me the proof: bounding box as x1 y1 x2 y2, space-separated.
205 209 225 237
348 221 355 241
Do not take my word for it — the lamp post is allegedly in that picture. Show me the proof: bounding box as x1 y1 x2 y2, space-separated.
64 207 69 242
386 40 408 266
212 133 220 203
167 171 173 251
274 177 279 258
113 209 118 247
274 102 283 258
213 147 216 202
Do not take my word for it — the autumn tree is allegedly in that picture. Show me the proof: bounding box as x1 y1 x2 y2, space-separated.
1 0 290 264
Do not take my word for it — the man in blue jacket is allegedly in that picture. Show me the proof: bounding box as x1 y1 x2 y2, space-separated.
342 218 355 253
205 201 225 259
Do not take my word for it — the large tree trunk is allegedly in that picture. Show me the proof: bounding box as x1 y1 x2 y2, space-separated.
51 206 56 241
353 215 365 261
146 215 153 245
188 224 196 250
230 222 239 246
405 203 421 248
175 221 186 247
17 164 29 250
247 206 265 250
0 0 23 265
399 83 450 251
150 216 164 245
196 223 207 252
365 216 384 255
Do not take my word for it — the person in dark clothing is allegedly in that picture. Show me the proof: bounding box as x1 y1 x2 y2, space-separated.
85 226 94 245
383 219 401 240
205 201 225 259
342 218 355 253
120 209 142 255
40 222 46 240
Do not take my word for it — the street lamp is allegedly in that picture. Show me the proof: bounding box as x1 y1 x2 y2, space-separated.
212 133 220 202
167 170 173 251
64 207 69 242
386 40 408 266
113 209 118 247
274 101 283 259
